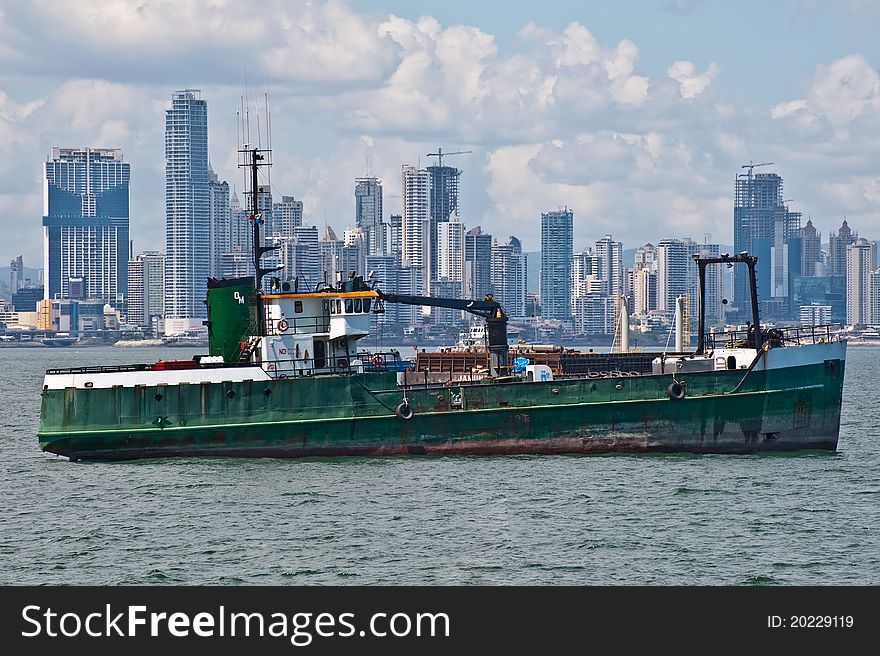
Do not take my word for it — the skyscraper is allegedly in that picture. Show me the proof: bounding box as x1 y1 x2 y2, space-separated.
277 225 320 291
427 164 460 284
164 89 208 335
846 238 877 326
491 236 526 317
656 238 689 316
127 251 165 329
42 147 130 307
733 170 799 316
355 177 385 256
401 165 429 279
829 220 856 276
389 214 403 264
207 166 230 279
571 247 600 309
464 226 492 300
594 234 623 298
540 209 573 321
437 212 465 283
9 255 24 294
273 195 303 238
800 219 821 277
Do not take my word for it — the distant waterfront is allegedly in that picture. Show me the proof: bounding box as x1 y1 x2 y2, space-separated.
1 345 878 585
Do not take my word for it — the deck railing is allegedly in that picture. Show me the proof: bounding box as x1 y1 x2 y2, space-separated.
704 323 840 350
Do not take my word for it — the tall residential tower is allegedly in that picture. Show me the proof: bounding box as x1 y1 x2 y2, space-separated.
540 209 573 321
42 147 130 307
164 89 208 335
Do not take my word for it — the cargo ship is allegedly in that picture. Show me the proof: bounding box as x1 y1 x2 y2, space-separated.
37 150 846 461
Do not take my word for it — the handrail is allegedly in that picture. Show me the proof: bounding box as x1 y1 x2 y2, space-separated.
704 323 839 350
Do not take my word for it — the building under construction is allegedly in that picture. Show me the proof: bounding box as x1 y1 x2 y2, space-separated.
733 166 801 318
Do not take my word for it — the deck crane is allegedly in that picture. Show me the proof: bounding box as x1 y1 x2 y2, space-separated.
376 290 509 377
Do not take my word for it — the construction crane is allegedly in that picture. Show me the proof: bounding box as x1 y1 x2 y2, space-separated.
739 161 774 178
426 146 473 168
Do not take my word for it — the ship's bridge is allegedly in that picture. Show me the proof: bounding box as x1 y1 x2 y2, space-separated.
259 288 378 376
263 290 377 339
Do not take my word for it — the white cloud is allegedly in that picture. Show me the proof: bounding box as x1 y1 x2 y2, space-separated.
667 60 719 100
808 54 880 127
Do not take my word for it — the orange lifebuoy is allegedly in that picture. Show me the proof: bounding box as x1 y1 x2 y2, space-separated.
277 318 289 332
371 354 384 370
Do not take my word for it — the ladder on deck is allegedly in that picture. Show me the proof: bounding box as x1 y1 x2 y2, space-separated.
238 336 261 363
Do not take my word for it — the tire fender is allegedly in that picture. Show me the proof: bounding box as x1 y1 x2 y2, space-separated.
396 401 414 420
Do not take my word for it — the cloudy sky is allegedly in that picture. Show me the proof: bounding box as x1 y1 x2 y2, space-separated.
2 0 879 268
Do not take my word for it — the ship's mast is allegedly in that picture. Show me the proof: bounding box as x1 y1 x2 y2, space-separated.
239 145 280 336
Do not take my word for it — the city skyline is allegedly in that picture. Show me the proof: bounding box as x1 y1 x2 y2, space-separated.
2 1 879 267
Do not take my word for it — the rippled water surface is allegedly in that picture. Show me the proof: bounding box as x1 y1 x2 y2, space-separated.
1 345 878 585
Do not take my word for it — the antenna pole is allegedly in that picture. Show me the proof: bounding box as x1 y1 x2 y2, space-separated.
241 146 281 336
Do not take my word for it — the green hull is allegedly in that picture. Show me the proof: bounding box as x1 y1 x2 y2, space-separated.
38 344 845 460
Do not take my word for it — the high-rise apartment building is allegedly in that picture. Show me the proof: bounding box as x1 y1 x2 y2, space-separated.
355 177 385 256
389 214 403 264
436 212 465 283
277 225 320 291
870 269 880 325
9 255 24 294
656 238 689 316
846 238 877 326
800 219 821 277
127 251 165 329
634 243 656 271
401 165 429 279
491 236 526 317
657 238 722 326
319 225 342 286
464 226 492 301
829 220 856 276
342 227 367 279
228 190 250 252
207 167 229 279
632 268 657 316
164 89 208 335
594 234 623 299
540 209 573 321
365 254 399 326
572 247 601 309
42 147 130 307
273 195 304 238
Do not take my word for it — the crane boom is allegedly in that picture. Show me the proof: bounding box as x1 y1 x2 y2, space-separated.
740 161 774 178
377 290 510 376
426 146 473 168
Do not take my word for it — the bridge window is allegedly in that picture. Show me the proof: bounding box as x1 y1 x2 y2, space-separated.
354 298 362 313
323 300 329 314
329 300 336 314
335 299 341 314
363 298 371 313
345 299 353 313
294 301 303 314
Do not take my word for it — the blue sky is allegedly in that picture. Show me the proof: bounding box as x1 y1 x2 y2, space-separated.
354 0 879 103
1 0 879 269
